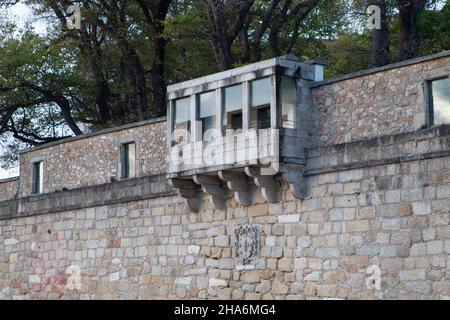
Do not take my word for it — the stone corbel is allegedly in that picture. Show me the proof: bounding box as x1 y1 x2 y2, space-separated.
218 171 251 206
193 175 226 209
282 164 306 200
168 178 200 212
244 166 280 203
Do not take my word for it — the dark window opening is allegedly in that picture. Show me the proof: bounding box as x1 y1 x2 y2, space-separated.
32 161 43 194
121 142 136 179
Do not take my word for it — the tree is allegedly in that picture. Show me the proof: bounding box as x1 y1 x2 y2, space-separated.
137 0 172 117
205 0 254 70
0 30 83 144
397 0 427 60
369 0 390 66
417 1 450 54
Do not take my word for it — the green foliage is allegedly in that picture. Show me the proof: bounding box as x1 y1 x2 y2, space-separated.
418 3 450 55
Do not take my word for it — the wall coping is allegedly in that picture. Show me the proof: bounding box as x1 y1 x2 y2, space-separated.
310 50 450 88
3 125 450 217
20 116 167 155
0 174 175 220
311 124 450 153
305 124 450 175
0 177 19 184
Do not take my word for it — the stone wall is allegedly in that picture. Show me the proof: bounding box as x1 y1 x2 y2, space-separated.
311 54 450 146
0 160 449 299
0 52 449 300
9 52 450 200
0 178 19 202
18 118 166 197
1 126 449 299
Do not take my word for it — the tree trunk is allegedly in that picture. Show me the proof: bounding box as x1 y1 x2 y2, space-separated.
398 0 427 61
151 33 167 117
138 0 171 117
370 0 390 67
207 0 234 70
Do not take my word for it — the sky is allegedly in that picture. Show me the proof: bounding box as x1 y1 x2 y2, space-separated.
7 1 48 35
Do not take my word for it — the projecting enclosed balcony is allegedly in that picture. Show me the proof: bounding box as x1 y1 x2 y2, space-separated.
166 55 324 211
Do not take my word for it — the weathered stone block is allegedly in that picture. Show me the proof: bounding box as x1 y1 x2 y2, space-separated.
187 245 200 255
278 258 293 272
209 278 228 287
399 269 426 281
345 220 370 233
410 243 426 256
412 201 432 215
324 270 344 284
215 235 230 247
249 204 268 217
427 240 443 255
241 271 260 283
278 214 300 223
315 247 340 258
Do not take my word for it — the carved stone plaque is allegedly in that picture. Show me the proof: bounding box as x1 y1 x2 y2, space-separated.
235 224 260 265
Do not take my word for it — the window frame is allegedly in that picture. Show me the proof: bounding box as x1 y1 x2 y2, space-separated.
196 90 217 137
121 142 136 179
31 161 43 194
222 84 244 132
249 76 276 130
426 75 450 127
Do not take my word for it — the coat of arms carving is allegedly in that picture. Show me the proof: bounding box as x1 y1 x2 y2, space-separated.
235 224 260 265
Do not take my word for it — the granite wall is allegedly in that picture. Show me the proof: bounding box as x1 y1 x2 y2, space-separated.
0 53 449 300
0 126 449 300
0 178 19 202
18 118 166 197
311 54 450 146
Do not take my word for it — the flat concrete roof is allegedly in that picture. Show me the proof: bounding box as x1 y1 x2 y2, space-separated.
166 54 302 93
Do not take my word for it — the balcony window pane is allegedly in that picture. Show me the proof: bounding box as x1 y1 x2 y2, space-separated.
250 77 271 129
198 91 216 136
223 84 242 130
172 97 191 146
429 78 450 126
281 76 295 128
250 77 271 108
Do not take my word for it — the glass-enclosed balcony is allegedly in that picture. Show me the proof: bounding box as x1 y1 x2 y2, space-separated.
166 54 324 211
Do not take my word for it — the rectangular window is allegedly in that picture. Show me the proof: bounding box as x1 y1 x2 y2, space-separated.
428 77 450 126
281 76 295 128
32 161 43 194
222 84 243 131
172 97 191 146
250 78 271 129
197 91 216 137
121 142 136 179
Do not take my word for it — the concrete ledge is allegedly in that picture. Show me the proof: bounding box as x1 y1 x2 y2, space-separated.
0 174 175 220
305 149 450 176
305 125 450 176
0 177 19 183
